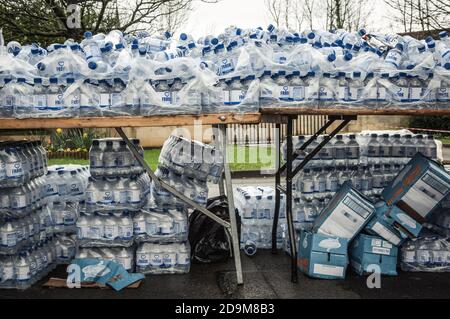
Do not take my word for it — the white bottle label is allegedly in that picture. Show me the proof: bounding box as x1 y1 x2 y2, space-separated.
318 86 335 101
277 86 290 101
6 162 23 179
177 252 190 265
395 87 409 102
291 86 305 101
119 225 133 239
385 51 402 68
104 226 118 240
100 191 113 204
88 226 103 239
1 232 17 247
305 86 318 100
347 87 362 102
229 90 246 105
127 190 141 204
158 91 172 106
114 190 127 204
150 253 163 266
302 180 314 193
409 87 423 101
47 94 64 110
336 86 347 101
100 93 110 108
222 90 230 104
33 95 47 111
10 195 27 209
137 253 150 267
220 59 234 75
85 191 96 204
162 252 176 266
111 92 124 107
260 87 273 100
16 267 31 281
437 88 450 101
80 93 96 109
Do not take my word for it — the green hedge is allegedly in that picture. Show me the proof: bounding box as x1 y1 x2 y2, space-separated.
410 116 450 132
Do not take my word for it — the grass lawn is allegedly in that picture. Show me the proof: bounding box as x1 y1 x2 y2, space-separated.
48 145 276 172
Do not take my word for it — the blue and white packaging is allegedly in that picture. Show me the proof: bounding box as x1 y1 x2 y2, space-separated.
365 201 407 246
298 230 348 280
382 153 450 237
388 205 424 238
349 233 398 276
312 182 375 241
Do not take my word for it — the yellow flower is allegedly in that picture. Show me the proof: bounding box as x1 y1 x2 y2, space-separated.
66 148 71 152
56 128 62 135
83 133 88 139
77 148 82 152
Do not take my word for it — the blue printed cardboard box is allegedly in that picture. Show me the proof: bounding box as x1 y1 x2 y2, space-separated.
382 153 450 238
349 233 398 276
313 182 375 241
298 230 349 280
365 201 408 246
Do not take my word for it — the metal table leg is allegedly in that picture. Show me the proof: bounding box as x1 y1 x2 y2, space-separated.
285 116 298 283
218 124 244 285
272 123 281 254
270 115 357 283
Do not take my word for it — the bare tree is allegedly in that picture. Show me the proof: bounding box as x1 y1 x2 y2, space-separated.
265 0 283 28
320 0 370 31
265 0 369 31
0 0 219 45
384 0 449 33
151 1 193 35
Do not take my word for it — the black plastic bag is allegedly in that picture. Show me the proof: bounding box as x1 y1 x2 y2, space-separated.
189 195 241 264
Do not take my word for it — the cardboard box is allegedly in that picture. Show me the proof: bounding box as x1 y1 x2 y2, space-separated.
365 202 407 246
382 153 450 226
349 234 398 276
388 205 424 238
312 182 375 241
298 230 349 280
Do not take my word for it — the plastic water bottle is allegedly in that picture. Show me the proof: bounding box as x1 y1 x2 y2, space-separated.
379 134 392 164
424 135 437 159
273 71 290 102
0 218 17 248
346 134 360 166
367 134 381 165
300 168 315 201
117 212 133 241
333 135 347 166
385 43 404 68
177 243 190 272
416 240 432 268
403 134 417 159
361 165 373 197
81 31 101 60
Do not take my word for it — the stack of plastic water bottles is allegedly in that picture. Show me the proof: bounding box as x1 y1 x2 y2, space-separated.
1 26 449 118
400 178 450 273
43 165 89 266
76 139 149 275
135 135 222 274
45 165 89 234
401 231 450 272
0 141 56 289
234 186 286 256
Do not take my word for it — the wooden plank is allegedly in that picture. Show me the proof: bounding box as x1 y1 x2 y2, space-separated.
43 277 143 289
0 113 261 130
261 107 450 116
